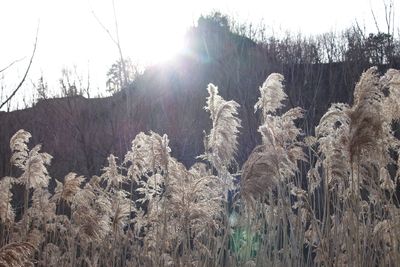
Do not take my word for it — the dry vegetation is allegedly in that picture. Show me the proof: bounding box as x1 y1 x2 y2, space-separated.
1 67 400 266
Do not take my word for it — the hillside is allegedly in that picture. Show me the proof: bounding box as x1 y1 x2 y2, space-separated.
0 16 397 179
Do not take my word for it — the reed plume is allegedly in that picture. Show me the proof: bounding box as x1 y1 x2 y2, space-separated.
0 242 35 267
52 172 84 204
242 74 305 205
101 154 126 191
0 177 15 224
202 83 241 189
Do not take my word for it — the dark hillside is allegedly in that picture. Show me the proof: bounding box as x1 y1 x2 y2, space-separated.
1 15 398 179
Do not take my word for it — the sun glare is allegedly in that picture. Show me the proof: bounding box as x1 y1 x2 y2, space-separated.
121 1 188 66
136 33 185 65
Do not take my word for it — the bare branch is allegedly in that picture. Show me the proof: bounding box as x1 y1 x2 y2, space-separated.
90 0 128 89
0 57 25 74
112 0 128 87
383 0 395 36
370 0 381 32
354 20 366 39
384 0 390 34
90 6 118 46
0 25 39 110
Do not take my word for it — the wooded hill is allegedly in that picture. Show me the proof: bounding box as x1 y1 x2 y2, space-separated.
1 13 399 179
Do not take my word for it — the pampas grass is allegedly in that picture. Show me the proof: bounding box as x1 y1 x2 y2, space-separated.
0 177 14 225
52 173 85 204
0 241 36 267
202 83 241 186
2 69 400 266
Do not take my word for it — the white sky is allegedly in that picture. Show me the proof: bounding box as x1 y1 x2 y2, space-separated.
0 0 398 109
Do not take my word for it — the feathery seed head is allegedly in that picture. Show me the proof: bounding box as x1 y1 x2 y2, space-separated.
203 83 241 176
0 236 37 267
381 68 400 121
254 73 287 119
18 145 52 189
53 172 84 204
10 129 31 168
124 132 171 181
348 67 384 163
101 154 126 190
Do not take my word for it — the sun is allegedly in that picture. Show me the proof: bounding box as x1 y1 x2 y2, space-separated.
122 7 187 66
141 33 185 65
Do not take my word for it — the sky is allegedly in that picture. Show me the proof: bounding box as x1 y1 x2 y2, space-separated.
0 0 398 110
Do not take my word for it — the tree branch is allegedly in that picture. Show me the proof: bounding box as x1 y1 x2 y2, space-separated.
0 57 25 74
0 25 39 110
90 7 118 46
112 0 128 87
370 0 381 32
90 0 128 89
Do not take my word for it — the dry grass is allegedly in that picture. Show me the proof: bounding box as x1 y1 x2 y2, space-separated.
1 68 400 266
